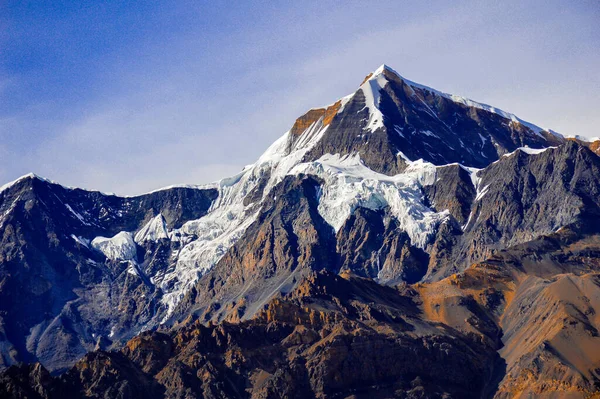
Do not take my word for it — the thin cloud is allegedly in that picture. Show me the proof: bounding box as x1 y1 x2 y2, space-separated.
1 1 598 194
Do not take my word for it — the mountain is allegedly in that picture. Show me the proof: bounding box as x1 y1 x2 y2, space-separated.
0 174 217 372
1 64 600 398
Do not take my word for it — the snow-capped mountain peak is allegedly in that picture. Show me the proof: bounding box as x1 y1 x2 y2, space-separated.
3 64 600 383
0 65 575 326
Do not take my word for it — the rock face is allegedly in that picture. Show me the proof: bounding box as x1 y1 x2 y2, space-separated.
1 64 600 398
172 175 338 324
424 141 600 280
0 175 217 372
4 225 600 399
303 65 562 175
0 271 498 398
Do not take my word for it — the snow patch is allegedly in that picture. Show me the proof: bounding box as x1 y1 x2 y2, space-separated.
360 70 388 132
290 153 447 248
475 184 491 202
478 133 487 146
420 130 439 138
127 261 140 276
91 232 137 261
502 146 557 158
394 125 405 138
565 134 600 142
158 125 332 319
71 235 90 248
462 212 474 232
367 64 562 139
65 204 91 226
460 165 482 191
134 214 169 243
0 194 21 228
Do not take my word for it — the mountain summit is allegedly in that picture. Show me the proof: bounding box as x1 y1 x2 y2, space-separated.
1 65 600 398
284 63 564 176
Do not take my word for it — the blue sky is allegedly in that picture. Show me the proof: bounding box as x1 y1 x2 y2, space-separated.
1 0 599 194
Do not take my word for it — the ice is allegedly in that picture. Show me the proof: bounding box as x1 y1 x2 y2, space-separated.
290 153 448 248
91 232 137 261
0 64 578 326
134 214 169 243
158 122 332 318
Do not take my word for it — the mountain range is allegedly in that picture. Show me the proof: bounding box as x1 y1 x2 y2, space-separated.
1 64 600 398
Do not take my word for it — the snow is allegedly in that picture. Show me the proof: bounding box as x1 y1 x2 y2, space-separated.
460 165 482 191
65 204 90 226
460 146 555 229
290 153 448 248
475 184 491 202
360 68 388 132
394 125 405 138
460 169 485 231
126 261 140 276
397 151 413 163
0 194 21 229
71 235 90 248
1 64 582 327
515 146 555 155
158 123 332 319
365 64 563 140
0 171 214 201
0 172 121 197
0 173 38 195
134 214 169 243
0 173 75 196
140 182 218 196
502 146 557 158
91 232 137 261
338 93 355 112
565 134 600 142
478 133 488 146
152 131 451 309
448 97 547 137
462 212 474 232
420 130 440 138
312 93 355 115
256 131 291 164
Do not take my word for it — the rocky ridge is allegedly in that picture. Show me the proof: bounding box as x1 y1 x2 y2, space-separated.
1 64 600 398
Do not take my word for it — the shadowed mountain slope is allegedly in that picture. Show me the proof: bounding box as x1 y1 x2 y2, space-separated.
1 65 599 398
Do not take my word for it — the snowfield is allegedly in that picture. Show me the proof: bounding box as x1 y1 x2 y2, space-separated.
91 231 137 261
83 64 569 320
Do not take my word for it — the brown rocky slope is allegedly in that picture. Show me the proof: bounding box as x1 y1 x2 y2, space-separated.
3 222 600 398
2 65 600 398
